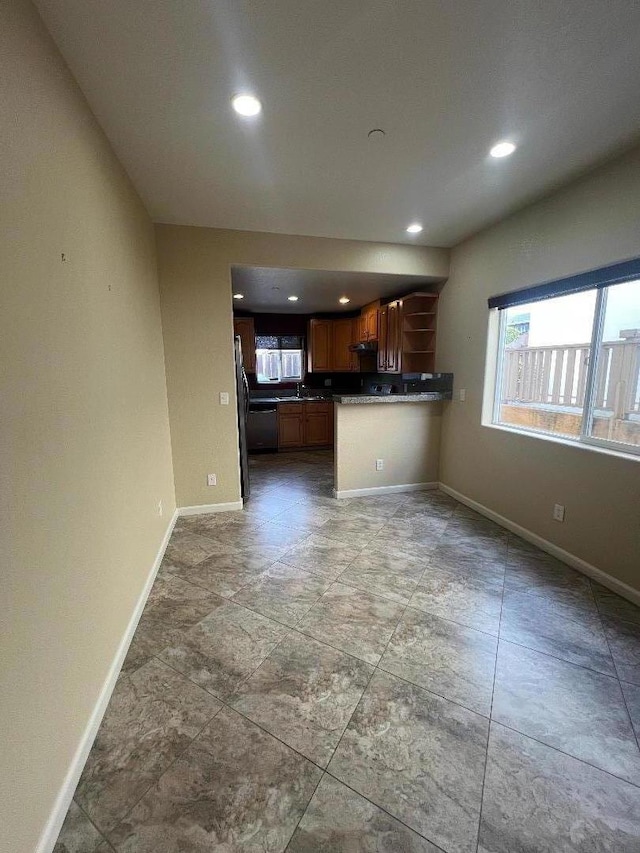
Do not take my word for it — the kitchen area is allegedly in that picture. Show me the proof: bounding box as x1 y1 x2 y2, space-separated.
232 266 452 499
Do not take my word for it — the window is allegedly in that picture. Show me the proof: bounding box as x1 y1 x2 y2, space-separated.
255 335 304 384
490 259 640 455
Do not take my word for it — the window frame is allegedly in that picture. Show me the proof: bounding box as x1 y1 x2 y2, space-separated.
490 282 640 458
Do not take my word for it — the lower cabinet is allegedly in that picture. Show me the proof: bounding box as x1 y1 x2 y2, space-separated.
278 401 333 449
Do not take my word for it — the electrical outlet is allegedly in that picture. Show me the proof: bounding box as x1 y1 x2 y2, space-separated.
376 459 384 471
553 503 565 522
157 500 163 517
219 392 229 405
459 388 466 402
207 473 217 486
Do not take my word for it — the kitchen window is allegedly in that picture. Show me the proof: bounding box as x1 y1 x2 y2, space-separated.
488 258 640 456
255 335 304 384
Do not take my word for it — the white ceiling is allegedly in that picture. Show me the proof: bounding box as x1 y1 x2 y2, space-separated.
36 0 640 247
231 266 438 313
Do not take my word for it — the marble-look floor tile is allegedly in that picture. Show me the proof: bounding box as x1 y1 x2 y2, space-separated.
297 583 405 665
391 501 456 526
505 549 596 611
287 774 440 852
232 562 331 627
317 513 387 548
479 722 640 853
173 550 277 597
54 801 103 853
280 534 363 580
328 670 488 853
120 636 155 676
268 502 341 530
207 520 310 553
444 516 509 544
74 659 221 833
338 547 427 604
159 599 288 699
370 518 446 558
344 493 411 519
409 564 504 635
429 540 506 579
493 641 640 785
603 617 640 686
500 590 615 676
621 681 640 739
381 609 497 716
162 528 219 568
122 578 221 672
396 490 459 519
110 708 322 853
231 633 373 766
593 583 640 626
439 532 507 564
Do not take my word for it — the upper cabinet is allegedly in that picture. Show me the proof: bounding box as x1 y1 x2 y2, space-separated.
332 318 358 371
378 292 438 374
233 317 256 372
308 318 358 372
358 301 379 343
307 319 332 371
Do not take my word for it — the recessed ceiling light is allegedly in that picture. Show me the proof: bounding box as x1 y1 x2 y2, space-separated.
406 223 423 234
231 93 262 117
233 293 244 299
490 140 516 158
339 296 350 304
287 295 299 302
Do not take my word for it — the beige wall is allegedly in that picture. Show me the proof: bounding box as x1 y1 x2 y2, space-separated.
334 403 442 495
437 145 640 591
155 223 449 508
1 2 175 851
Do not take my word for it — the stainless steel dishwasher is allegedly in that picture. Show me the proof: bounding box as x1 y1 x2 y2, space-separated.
247 402 278 451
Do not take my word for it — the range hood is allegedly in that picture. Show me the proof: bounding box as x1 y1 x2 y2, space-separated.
349 341 378 352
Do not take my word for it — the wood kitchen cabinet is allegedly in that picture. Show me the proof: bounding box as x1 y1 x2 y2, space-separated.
332 318 358 371
358 301 379 342
377 301 402 373
277 403 306 448
378 292 438 374
278 401 333 448
307 319 332 372
233 317 256 372
307 318 358 372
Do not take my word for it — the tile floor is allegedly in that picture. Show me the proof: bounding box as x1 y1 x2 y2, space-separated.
55 449 640 852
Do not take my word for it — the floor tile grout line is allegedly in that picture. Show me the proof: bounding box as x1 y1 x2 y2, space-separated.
495 635 620 681
590 578 640 753
69 797 112 851
492 718 640 790
101 700 225 844
319 770 449 853
473 536 508 852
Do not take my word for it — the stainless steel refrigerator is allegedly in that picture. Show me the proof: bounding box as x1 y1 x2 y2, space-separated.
234 336 251 501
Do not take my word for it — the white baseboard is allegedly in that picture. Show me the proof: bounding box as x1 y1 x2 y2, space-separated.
178 500 243 516
439 484 640 608
333 482 439 499
36 509 179 853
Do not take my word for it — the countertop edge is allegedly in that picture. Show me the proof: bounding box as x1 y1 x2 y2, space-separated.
332 393 450 404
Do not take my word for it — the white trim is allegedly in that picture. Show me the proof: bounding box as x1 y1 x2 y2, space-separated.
439 484 640 608
35 510 179 853
178 500 244 516
333 482 439 499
